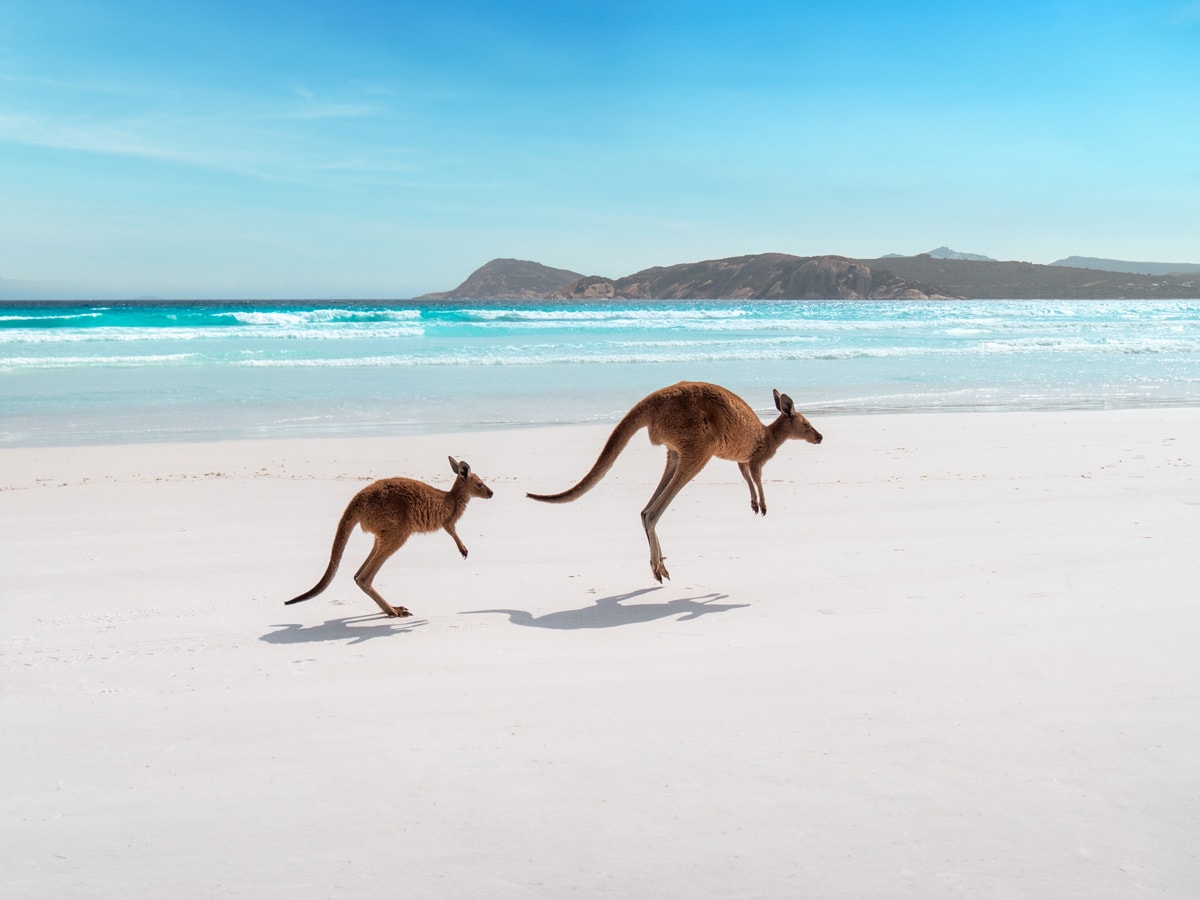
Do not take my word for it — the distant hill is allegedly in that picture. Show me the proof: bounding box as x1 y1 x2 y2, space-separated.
416 258 583 300
551 254 949 300
881 246 996 261
1051 256 1200 276
857 254 1200 299
419 253 1200 301
927 246 996 261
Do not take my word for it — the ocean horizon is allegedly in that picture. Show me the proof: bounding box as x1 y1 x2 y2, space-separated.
2 298 1198 447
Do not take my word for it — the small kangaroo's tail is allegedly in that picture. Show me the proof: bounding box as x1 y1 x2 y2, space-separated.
527 404 649 504
284 506 358 605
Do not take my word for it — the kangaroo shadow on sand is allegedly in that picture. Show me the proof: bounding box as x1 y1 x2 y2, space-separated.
462 587 748 630
261 613 428 646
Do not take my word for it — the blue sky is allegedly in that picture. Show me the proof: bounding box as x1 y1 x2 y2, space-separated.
1 0 1197 298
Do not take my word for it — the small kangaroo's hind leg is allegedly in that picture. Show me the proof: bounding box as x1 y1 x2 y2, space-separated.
354 533 411 617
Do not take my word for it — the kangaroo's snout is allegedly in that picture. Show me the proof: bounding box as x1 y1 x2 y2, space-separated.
813 431 823 444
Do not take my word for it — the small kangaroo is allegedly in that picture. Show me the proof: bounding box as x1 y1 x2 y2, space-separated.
527 381 822 582
285 457 494 618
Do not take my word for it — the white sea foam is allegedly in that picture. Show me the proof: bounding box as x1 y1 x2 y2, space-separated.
0 324 426 343
456 306 751 321
0 312 102 323
0 353 197 370
232 342 983 368
214 308 422 326
979 336 1200 355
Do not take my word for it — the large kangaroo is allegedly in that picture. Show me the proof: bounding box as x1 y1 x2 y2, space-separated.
285 457 494 618
527 382 822 582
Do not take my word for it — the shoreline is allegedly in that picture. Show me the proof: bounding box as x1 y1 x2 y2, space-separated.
6 406 1197 498
3 406 1199 898
5 396 1200 450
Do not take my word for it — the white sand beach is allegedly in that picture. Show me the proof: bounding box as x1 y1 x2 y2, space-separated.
2 408 1198 898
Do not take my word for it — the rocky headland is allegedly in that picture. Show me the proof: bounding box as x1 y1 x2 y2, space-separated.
417 252 1200 301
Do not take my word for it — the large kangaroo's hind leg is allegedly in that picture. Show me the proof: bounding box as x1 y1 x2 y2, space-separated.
354 532 411 617
640 449 709 583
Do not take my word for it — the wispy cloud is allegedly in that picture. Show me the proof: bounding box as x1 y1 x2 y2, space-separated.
1 66 408 184
263 103 379 121
0 103 417 188
0 112 183 163
271 85 381 120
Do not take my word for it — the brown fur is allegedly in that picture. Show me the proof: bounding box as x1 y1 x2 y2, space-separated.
527 381 822 582
285 457 494 617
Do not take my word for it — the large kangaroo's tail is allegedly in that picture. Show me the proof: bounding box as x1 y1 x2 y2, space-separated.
526 404 649 504
284 506 358 605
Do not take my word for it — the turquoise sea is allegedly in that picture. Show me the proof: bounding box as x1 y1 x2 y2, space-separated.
2 299 1199 447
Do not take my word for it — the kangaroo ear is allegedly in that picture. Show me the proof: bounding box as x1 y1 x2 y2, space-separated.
448 456 463 476
774 390 795 417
